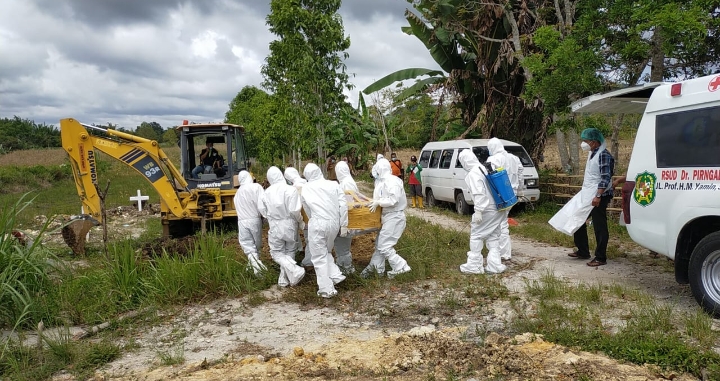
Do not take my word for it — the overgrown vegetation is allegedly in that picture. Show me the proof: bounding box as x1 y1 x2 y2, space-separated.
0 117 61 153
515 271 720 379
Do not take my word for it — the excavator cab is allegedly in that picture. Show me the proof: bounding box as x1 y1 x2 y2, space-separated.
176 122 251 190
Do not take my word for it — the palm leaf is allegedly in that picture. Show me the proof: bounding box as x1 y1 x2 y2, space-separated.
396 77 446 102
403 10 433 49
362 68 444 94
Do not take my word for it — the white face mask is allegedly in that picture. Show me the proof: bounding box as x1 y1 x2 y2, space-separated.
580 142 591 151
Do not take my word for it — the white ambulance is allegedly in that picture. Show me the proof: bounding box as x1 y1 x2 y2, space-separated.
571 74 720 317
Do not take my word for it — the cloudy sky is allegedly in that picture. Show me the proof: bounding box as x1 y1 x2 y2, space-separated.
0 0 439 130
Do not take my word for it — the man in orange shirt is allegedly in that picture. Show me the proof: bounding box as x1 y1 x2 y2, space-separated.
389 152 403 181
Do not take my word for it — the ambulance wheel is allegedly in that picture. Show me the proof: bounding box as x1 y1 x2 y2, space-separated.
689 231 720 318
455 192 471 215
426 188 437 207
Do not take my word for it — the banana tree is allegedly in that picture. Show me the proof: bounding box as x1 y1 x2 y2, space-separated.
363 0 550 162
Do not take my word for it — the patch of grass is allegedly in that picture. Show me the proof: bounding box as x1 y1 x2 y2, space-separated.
157 346 185 366
145 235 274 305
72 340 121 379
0 193 60 329
0 335 121 381
513 271 720 379
395 215 470 282
463 276 509 300
525 270 568 299
440 290 463 311
683 308 718 349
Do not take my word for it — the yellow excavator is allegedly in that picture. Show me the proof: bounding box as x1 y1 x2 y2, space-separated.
60 118 252 254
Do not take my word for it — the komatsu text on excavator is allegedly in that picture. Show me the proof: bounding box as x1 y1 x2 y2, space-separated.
60 118 251 254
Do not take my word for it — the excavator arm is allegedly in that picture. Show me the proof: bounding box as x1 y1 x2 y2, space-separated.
61 118 190 219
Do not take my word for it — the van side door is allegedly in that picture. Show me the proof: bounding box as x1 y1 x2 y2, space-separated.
422 149 441 199
453 148 472 205
435 149 456 201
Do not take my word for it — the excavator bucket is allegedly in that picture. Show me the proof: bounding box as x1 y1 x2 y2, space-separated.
61 216 100 256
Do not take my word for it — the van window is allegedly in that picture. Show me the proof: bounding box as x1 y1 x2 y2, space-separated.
419 151 431 168
656 106 720 167
472 146 489 163
505 146 535 167
456 148 467 168
439 149 454 169
429 150 441 168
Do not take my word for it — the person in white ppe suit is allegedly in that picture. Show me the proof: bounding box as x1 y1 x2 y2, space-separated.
487 138 523 261
301 163 348 298
284 167 310 265
457 149 506 274
233 170 267 275
333 161 359 273
371 154 384 185
362 158 412 278
259 166 306 287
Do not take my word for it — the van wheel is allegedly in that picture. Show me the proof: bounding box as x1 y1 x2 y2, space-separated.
426 188 437 207
455 192 471 215
689 231 720 317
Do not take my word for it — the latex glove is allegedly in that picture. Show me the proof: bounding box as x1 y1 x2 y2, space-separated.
298 221 305 231
340 227 349 237
472 213 483 224
368 199 381 213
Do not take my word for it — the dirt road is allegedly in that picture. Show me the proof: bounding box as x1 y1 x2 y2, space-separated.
42 198 717 381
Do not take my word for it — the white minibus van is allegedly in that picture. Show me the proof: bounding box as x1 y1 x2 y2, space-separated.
571 74 720 316
418 139 540 214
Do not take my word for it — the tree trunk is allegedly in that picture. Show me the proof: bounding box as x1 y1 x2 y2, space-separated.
381 115 391 154
317 123 325 175
610 114 624 160
650 27 664 81
430 92 445 141
567 128 581 174
556 129 570 173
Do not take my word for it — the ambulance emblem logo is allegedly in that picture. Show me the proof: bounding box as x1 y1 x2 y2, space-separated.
709 75 720 92
634 171 656 207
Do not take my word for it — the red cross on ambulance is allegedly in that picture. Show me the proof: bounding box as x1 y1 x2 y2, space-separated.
708 75 720 92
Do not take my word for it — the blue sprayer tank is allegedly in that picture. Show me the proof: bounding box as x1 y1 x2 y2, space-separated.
485 168 517 210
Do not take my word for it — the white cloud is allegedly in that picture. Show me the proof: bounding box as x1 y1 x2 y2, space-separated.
0 0 439 129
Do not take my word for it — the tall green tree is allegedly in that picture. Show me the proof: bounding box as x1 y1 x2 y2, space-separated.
261 0 352 164
390 92 439 149
225 86 286 164
323 100 381 171
135 121 163 142
576 0 719 84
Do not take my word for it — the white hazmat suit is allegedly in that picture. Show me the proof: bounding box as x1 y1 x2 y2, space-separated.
362 159 412 278
233 171 267 275
301 163 348 298
457 150 506 274
334 161 359 273
284 167 310 264
259 167 306 287
371 154 384 186
487 138 524 260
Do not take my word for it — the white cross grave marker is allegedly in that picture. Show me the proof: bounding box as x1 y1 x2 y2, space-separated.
129 190 149 211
